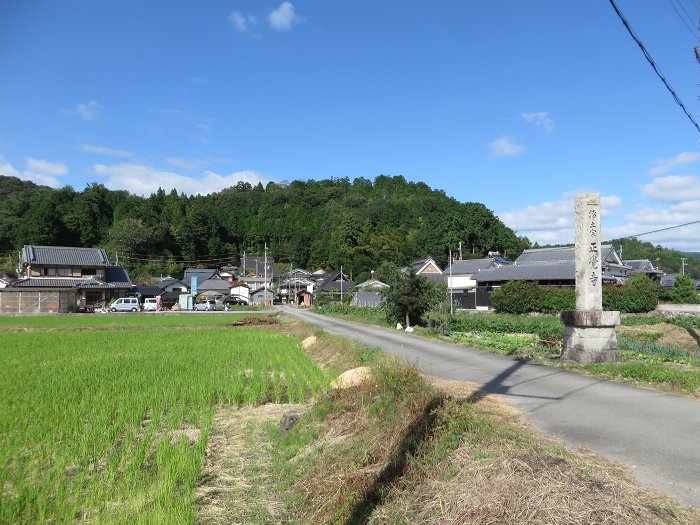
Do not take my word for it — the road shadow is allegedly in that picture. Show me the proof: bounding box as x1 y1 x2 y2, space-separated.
467 359 529 403
685 327 700 349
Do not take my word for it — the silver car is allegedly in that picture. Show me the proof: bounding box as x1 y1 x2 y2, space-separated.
194 300 217 311
110 297 141 312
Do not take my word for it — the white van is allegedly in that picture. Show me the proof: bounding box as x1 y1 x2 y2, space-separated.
110 297 141 312
143 298 157 311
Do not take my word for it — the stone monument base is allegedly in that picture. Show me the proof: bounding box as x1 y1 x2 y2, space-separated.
560 310 621 363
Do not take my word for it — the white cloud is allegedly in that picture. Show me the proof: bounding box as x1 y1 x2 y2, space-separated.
269 2 302 31
641 175 700 203
78 143 133 158
94 162 270 196
75 100 103 121
488 136 525 158
0 155 67 187
499 194 623 246
520 112 554 134
24 157 68 176
228 11 257 32
649 151 700 175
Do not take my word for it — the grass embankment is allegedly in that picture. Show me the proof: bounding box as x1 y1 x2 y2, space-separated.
0 317 332 524
313 306 700 396
257 339 699 524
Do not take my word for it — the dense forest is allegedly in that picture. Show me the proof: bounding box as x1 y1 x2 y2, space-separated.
0 175 529 283
1 174 698 282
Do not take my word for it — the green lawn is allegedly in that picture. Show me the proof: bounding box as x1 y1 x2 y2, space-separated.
0 317 331 524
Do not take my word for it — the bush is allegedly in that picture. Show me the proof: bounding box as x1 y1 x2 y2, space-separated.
491 277 658 315
424 302 453 335
538 286 575 313
603 275 659 313
490 281 542 314
671 274 700 304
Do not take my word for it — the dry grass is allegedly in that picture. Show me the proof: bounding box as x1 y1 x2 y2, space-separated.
618 323 699 350
195 403 309 524
367 377 700 525
195 321 700 524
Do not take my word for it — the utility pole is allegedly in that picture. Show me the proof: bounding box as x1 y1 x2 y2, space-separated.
449 248 453 315
681 257 687 275
264 242 268 304
459 241 462 260
340 264 343 303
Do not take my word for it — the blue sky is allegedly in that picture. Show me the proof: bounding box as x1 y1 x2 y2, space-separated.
1 1 700 251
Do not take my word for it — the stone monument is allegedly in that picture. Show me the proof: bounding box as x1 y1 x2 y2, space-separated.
560 193 621 363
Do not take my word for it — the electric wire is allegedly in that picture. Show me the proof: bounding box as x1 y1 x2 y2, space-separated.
616 219 700 240
666 0 698 39
608 0 700 135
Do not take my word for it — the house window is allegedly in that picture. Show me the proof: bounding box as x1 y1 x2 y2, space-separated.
43 267 72 276
82 268 97 277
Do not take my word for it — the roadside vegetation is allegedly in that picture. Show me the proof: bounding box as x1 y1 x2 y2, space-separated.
225 331 700 524
1 314 698 523
313 278 700 396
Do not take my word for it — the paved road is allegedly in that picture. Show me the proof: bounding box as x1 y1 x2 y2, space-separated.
278 306 700 508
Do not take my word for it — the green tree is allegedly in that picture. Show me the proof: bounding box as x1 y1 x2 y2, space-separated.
383 269 440 327
671 274 700 304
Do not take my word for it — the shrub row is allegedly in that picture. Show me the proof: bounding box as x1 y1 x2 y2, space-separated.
490 276 659 315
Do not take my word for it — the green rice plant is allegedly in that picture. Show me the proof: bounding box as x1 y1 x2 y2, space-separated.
0 326 331 524
0 313 259 330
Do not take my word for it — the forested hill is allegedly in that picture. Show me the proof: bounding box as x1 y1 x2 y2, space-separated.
0 174 529 281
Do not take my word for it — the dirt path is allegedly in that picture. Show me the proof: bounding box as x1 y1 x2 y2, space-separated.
195 403 308 524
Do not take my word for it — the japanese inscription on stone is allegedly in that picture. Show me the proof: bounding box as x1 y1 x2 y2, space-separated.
575 193 602 311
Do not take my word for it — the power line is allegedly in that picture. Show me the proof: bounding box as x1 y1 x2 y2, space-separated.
616 219 700 240
666 0 698 39
608 0 700 135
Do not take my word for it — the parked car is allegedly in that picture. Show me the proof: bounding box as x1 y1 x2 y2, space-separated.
142 298 157 311
194 300 217 311
110 297 141 312
222 296 249 308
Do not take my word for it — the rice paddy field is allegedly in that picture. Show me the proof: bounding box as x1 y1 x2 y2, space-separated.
0 314 332 524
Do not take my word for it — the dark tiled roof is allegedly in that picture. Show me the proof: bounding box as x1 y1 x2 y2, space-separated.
21 245 111 267
133 286 162 296
157 278 187 290
9 278 120 289
515 245 617 265
624 260 664 274
198 279 231 292
105 266 132 287
9 265 132 290
184 269 218 288
316 270 354 292
445 258 499 275
473 262 576 283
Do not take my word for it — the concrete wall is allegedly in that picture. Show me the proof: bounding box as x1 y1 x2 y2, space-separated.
656 304 700 316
